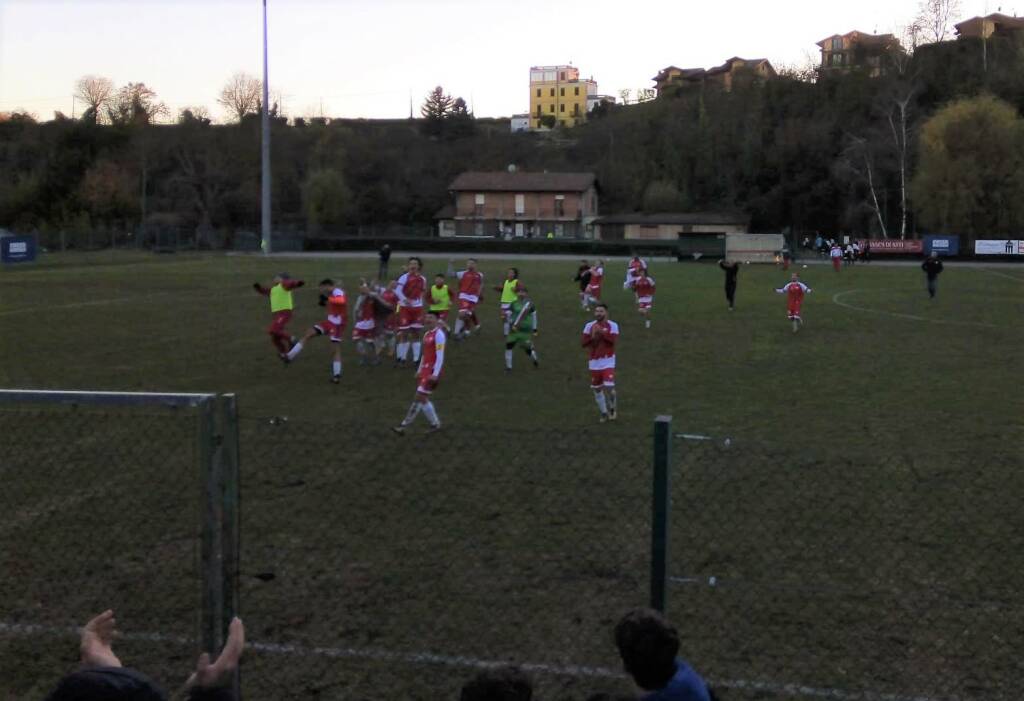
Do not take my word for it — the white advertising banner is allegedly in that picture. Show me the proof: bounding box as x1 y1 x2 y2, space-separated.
975 240 1024 255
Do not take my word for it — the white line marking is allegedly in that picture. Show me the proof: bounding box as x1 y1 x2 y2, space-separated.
0 621 955 701
831 289 1000 329
981 268 1024 283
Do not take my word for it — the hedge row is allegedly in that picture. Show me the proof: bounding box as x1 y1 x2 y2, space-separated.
302 236 686 257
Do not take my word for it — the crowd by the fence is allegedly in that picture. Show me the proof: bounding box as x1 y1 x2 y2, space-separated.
42 608 717 701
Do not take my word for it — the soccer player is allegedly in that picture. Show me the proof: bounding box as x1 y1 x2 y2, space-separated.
504 284 539 371
775 273 812 333
352 279 384 365
581 303 620 422
921 251 943 299
252 273 304 360
718 259 739 311
494 267 519 335
623 254 648 290
584 259 605 309
393 310 446 435
627 268 656 328
451 258 484 338
378 280 401 359
395 257 428 366
428 273 453 323
830 242 843 272
285 279 347 382
574 260 592 310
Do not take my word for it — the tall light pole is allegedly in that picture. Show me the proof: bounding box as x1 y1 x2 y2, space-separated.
261 0 272 254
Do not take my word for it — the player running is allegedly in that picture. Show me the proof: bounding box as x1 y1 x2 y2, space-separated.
504 285 539 371
285 279 347 382
623 255 648 290
393 310 446 435
253 273 304 360
494 268 519 335
395 257 428 366
428 273 453 323
830 242 843 272
581 303 620 422
451 258 484 339
352 279 387 365
574 260 592 310
775 273 812 333
626 268 656 328
584 260 605 309
718 259 739 311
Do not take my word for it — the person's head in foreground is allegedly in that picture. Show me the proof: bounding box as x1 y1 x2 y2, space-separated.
460 666 532 701
614 608 712 700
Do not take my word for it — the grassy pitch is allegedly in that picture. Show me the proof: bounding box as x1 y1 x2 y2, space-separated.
1 251 1022 700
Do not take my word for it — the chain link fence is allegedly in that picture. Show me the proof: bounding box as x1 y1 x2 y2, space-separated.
236 415 649 700
0 391 238 700
662 423 1024 701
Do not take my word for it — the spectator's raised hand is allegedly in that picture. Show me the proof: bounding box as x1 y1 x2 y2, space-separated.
185 617 245 689
80 609 121 668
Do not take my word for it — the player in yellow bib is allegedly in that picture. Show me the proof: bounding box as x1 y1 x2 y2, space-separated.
253 273 305 360
428 273 453 323
492 267 519 335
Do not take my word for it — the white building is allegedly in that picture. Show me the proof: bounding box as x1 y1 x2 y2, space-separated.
510 114 530 132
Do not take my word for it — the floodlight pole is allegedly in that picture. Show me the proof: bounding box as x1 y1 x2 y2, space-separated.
261 0 272 254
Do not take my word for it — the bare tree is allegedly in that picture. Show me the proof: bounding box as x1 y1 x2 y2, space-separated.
74 75 114 123
217 72 263 122
883 89 915 239
916 0 962 44
618 88 632 105
106 83 169 125
178 105 212 125
838 134 889 238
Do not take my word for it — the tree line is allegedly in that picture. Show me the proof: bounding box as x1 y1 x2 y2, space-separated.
1 32 1023 245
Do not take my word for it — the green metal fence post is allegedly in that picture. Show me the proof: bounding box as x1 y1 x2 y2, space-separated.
651 415 671 612
217 394 241 698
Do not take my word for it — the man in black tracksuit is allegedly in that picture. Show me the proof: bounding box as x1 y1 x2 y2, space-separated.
719 259 739 310
922 252 943 299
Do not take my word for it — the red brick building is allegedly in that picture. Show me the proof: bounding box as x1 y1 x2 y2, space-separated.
436 171 599 238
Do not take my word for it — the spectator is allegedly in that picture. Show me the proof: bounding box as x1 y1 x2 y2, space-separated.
614 608 711 701
378 244 392 281
921 251 944 299
861 238 871 263
45 610 244 701
460 666 532 701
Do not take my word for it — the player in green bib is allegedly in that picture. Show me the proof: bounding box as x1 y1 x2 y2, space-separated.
494 267 519 335
505 284 539 371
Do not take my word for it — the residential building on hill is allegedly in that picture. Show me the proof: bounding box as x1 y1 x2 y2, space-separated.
510 115 530 133
529 65 597 129
436 171 599 238
955 13 1024 39
652 58 776 96
594 212 749 240
817 31 903 77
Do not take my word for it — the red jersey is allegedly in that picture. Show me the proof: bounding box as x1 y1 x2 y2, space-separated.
396 272 427 308
581 319 619 370
777 281 811 304
632 276 656 299
456 270 484 302
419 327 447 377
588 266 604 287
325 287 347 324
354 293 376 331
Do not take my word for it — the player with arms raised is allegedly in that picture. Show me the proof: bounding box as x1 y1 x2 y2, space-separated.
775 273 812 333
627 268 656 328
504 284 539 371
451 258 484 339
252 273 304 361
395 257 428 366
623 254 648 290
581 303 620 422
584 260 605 309
393 311 446 435
285 279 347 383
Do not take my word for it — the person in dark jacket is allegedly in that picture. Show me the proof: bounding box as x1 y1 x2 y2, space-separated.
921 251 944 299
718 259 739 311
378 244 392 281
574 260 592 310
45 610 244 701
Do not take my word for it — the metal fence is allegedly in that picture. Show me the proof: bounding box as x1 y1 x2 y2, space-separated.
0 390 238 699
655 417 1024 701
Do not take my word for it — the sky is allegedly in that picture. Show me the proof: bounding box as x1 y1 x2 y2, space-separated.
0 0 1015 122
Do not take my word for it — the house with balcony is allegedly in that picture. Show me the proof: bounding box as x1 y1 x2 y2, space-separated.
651 66 706 95
817 31 903 77
955 13 1024 39
529 65 599 129
652 58 776 96
436 171 599 239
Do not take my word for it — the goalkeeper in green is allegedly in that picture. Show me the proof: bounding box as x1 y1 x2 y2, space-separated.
505 285 540 371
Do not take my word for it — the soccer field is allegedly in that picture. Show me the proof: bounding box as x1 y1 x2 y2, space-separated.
1 251 1022 700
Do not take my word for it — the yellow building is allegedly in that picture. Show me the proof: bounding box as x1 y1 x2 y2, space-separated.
529 65 596 129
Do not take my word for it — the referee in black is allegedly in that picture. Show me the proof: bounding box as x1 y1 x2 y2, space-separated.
719 259 739 311
921 251 943 299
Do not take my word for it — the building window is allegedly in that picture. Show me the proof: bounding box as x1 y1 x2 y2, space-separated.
559 103 565 113
573 103 580 115
560 71 566 80
536 88 541 97
574 86 580 96
536 104 542 116
831 37 843 51
549 104 555 113
474 193 485 218
550 88 555 97
554 195 565 217
830 53 843 66
560 87 565 97
515 194 525 215
474 222 484 236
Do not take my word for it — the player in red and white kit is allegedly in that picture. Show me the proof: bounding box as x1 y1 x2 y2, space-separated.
775 273 812 333
395 257 428 366
451 258 484 339
378 280 400 359
623 255 648 290
627 269 656 328
352 279 384 365
393 310 446 434
584 260 605 309
285 278 347 383
830 243 843 272
581 303 620 422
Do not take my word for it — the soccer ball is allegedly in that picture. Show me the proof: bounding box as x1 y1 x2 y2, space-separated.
802 264 808 269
